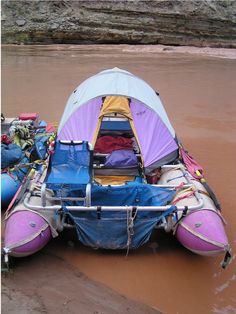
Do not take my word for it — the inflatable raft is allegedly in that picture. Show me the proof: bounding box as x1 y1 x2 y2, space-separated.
3 68 231 268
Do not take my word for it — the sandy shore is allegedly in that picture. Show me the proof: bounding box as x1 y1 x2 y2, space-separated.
2 44 236 59
121 44 236 59
2 249 162 314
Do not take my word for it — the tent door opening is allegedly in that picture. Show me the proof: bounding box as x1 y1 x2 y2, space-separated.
93 112 145 184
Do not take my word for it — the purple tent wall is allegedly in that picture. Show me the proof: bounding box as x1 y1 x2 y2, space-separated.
57 98 102 142
58 96 177 168
130 99 178 167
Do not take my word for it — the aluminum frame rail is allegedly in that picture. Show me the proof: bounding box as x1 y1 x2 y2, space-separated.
24 164 204 213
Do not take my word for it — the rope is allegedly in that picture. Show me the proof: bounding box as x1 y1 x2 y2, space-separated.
171 190 195 205
125 205 177 256
166 183 192 206
174 182 185 191
126 207 137 257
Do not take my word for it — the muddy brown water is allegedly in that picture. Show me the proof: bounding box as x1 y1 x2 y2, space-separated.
2 45 236 314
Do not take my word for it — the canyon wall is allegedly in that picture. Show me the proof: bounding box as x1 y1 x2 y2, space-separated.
2 0 236 47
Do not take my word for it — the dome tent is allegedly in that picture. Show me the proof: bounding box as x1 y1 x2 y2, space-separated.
57 68 178 173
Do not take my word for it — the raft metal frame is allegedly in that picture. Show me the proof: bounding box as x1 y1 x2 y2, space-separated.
24 165 204 214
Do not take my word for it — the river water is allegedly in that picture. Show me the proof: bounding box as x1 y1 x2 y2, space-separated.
2 45 236 314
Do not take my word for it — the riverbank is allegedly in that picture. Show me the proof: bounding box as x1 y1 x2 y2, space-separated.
121 44 236 59
2 43 236 60
2 245 162 314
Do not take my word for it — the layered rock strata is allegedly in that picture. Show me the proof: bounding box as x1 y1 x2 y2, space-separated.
2 0 236 47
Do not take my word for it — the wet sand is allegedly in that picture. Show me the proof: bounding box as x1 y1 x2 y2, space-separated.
2 249 161 314
2 45 236 314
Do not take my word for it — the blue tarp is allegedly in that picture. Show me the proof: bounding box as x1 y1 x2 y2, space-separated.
67 183 176 249
70 212 160 249
1 144 24 169
90 183 175 207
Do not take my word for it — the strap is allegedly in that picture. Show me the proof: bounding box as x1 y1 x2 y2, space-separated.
172 206 189 232
175 182 185 191
221 250 232 269
97 206 102 219
172 190 195 205
132 206 137 218
156 205 177 224
167 175 185 183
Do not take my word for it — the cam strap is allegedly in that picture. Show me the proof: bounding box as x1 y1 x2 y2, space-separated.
97 206 102 220
182 206 189 217
172 206 189 233
132 206 137 218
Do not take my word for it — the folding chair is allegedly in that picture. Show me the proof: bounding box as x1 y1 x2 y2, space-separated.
41 140 93 207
